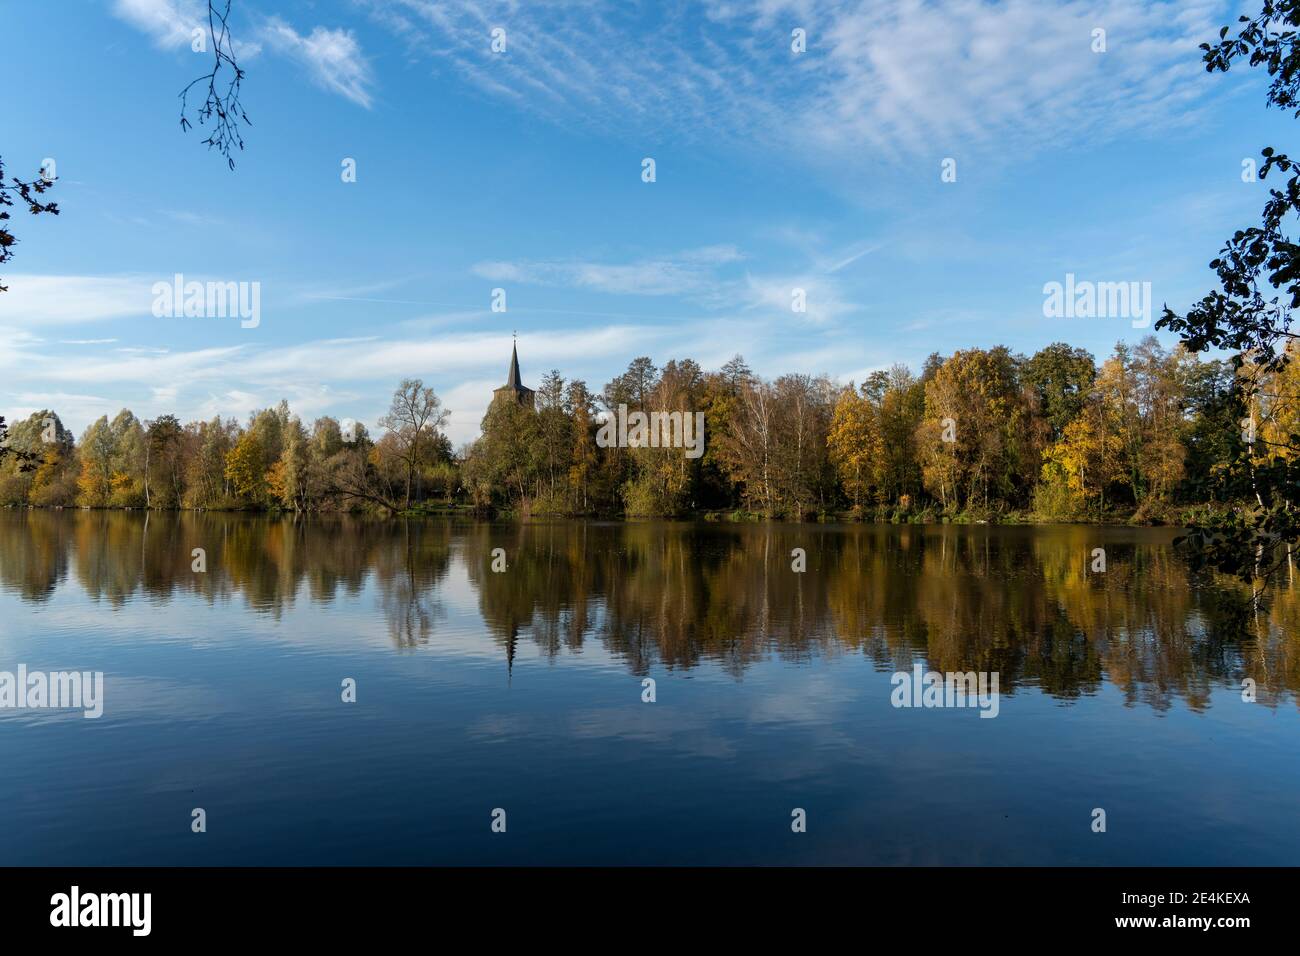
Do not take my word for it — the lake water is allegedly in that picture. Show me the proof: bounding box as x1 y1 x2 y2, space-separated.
1 510 1297 865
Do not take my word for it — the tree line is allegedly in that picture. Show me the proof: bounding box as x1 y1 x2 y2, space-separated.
0 336 1282 522
464 338 1251 521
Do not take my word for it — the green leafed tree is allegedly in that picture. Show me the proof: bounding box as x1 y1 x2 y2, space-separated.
1155 0 1300 589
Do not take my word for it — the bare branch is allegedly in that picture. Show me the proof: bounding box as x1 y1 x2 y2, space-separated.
179 0 251 169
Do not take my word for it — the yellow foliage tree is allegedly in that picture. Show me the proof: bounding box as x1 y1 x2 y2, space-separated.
1041 398 1123 511
266 456 290 507
76 456 109 507
224 433 266 504
1251 341 1300 463
827 387 879 509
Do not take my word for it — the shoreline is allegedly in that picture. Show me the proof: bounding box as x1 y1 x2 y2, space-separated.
3 502 1189 527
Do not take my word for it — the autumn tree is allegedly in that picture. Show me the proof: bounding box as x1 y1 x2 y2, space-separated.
828 386 880 510
1040 393 1123 516
721 377 778 515
769 373 835 518
467 397 541 510
145 414 187 508
267 416 310 511
326 422 400 513
378 379 450 510
77 416 117 507
1023 343 1096 443
696 357 751 510
622 358 703 516
1091 340 1190 509
566 379 600 513
535 370 574 511
871 365 926 506
185 417 239 507
1 411 74 505
917 348 1035 512
225 431 266 505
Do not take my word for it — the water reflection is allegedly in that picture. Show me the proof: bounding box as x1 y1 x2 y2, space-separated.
2 510 1296 710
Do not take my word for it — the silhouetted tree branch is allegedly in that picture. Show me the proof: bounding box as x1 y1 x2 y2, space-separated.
0 416 39 472
0 156 58 293
179 0 250 169
1157 0 1300 597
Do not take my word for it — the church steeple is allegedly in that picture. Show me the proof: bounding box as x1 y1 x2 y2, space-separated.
492 335 535 409
505 340 523 389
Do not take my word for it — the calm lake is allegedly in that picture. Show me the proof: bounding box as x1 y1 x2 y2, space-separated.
1 510 1297 865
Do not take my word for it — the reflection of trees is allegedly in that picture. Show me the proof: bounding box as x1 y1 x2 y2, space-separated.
3 510 1299 710
1 511 450 645
1255 576 1300 707
0 509 71 601
463 522 604 674
906 528 1098 700
464 521 1300 709
375 521 451 648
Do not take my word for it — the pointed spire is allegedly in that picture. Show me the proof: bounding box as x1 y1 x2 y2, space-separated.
493 336 534 409
506 340 523 389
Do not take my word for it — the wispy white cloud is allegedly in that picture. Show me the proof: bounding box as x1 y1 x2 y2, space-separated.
743 273 855 325
263 18 375 108
111 0 262 57
294 274 435 306
822 241 882 274
0 275 155 324
110 2 371 105
0 325 669 446
115 1 1223 161
1 295 874 445
361 0 1224 163
474 246 745 298
474 244 858 325
111 0 204 49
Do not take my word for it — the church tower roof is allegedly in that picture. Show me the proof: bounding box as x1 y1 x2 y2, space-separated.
505 341 523 389
493 338 535 408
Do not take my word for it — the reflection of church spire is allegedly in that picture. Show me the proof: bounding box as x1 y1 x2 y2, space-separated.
506 622 517 686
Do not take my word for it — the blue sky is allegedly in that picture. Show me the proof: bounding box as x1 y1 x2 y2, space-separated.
0 0 1291 445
